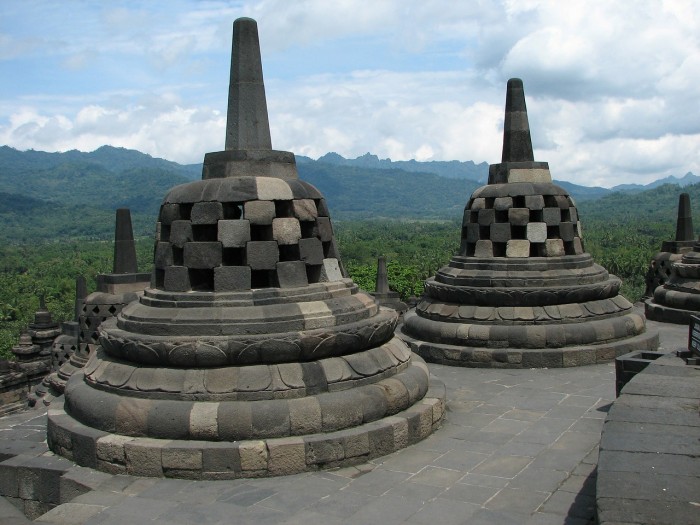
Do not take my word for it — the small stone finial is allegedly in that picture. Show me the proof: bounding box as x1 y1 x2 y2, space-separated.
113 208 139 274
74 275 87 321
225 17 272 151
39 294 47 311
501 78 534 163
375 256 390 294
675 193 694 241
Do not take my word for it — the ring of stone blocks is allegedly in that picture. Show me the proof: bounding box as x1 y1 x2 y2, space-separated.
63 356 431 441
671 262 700 279
140 279 357 308
448 252 594 271
435 260 610 288
84 337 412 399
422 276 622 306
401 309 648 350
46 377 446 479
415 296 634 324
115 292 379 337
653 287 700 310
400 330 659 369
98 300 397 367
154 177 338 292
462 183 582 256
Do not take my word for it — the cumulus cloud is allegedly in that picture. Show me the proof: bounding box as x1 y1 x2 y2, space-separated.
0 0 698 186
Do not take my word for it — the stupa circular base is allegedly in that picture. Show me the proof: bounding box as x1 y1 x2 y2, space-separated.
644 298 697 324
47 378 445 479
398 326 658 368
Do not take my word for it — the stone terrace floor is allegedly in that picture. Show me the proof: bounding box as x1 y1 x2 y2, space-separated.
0 317 689 525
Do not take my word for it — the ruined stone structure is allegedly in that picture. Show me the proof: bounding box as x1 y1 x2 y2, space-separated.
399 78 658 368
643 193 695 298
40 211 149 403
371 256 408 313
47 18 444 479
645 199 700 323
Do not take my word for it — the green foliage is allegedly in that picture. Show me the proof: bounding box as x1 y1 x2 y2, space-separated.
0 238 153 360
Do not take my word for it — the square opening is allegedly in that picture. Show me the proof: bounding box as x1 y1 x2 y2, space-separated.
250 225 273 241
179 203 193 220
279 244 301 262
251 269 275 288
493 242 507 257
223 202 243 219
192 224 218 242
306 264 322 284
172 247 184 266
188 269 214 291
222 247 245 266
275 200 294 218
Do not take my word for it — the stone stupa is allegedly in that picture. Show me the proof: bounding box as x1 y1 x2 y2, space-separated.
399 78 658 368
48 17 444 479
371 256 408 313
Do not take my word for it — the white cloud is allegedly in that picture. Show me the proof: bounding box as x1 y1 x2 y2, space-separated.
0 0 699 187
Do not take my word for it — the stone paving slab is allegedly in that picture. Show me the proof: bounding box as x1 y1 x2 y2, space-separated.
0 319 690 524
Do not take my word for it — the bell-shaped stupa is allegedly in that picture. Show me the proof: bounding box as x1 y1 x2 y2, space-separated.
48 18 444 479
399 79 658 368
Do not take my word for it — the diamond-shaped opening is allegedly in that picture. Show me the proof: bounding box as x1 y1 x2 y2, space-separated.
222 248 245 266
92 305 100 314
192 224 218 242
274 200 294 218
179 203 193 220
223 202 243 219
189 269 214 291
251 269 275 288
279 244 300 262
108 305 117 315
306 264 322 284
250 225 273 241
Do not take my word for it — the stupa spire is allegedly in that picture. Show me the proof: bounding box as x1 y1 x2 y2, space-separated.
675 193 693 241
375 256 390 294
74 275 87 321
225 17 272 151
113 208 138 274
501 78 534 162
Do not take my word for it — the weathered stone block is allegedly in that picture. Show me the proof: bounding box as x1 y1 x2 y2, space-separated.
508 208 529 226
183 242 221 269
526 222 547 243
478 208 495 225
162 446 202 471
239 441 268 471
267 437 305 475
191 202 223 224
292 199 317 221
525 195 545 210
474 240 493 258
320 258 343 281
218 219 251 247
465 223 480 242
160 203 180 225
490 223 511 243
246 241 279 270
494 197 513 210
154 242 173 267
573 237 584 254
471 198 486 210
202 444 241 475
214 266 251 291
506 239 530 257
316 216 333 241
299 238 324 265
164 266 190 292
244 200 275 225
170 221 193 247
124 439 164 477
289 397 323 435
544 239 565 257
559 222 575 241
95 434 133 465
543 207 561 225
276 261 308 288
272 218 302 245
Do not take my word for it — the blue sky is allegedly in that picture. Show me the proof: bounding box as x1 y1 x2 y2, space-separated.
1 0 699 187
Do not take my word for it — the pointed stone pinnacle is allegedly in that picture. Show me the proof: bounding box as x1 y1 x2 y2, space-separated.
375 256 389 294
675 193 694 241
74 275 87 321
225 17 272 151
501 78 534 163
113 208 138 274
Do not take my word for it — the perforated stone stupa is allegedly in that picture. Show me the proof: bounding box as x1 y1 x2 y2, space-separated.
48 18 444 479
399 78 658 368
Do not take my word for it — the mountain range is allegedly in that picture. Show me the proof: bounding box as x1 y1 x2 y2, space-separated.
0 145 697 243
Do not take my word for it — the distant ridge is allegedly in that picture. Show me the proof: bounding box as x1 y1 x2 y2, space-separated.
611 172 700 193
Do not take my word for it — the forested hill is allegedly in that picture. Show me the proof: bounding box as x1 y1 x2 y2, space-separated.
0 145 698 243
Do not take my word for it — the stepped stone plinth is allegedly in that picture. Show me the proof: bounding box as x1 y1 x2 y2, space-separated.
48 17 444 479
399 78 658 368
